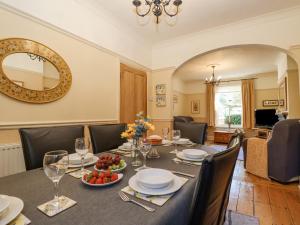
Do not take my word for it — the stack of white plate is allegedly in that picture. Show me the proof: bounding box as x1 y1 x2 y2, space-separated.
67 153 98 168
174 138 192 145
118 142 132 151
176 149 208 162
129 168 183 195
0 195 24 225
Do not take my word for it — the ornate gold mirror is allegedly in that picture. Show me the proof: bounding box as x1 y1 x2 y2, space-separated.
0 38 72 103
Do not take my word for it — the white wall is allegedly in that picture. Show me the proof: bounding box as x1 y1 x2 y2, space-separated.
0 0 152 69
152 7 300 70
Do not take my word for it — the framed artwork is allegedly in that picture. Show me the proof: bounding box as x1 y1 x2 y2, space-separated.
191 100 200 114
156 95 166 107
155 84 166 95
262 100 279 107
173 94 178 103
12 80 24 87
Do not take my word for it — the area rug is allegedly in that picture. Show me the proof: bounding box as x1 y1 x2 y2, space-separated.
225 210 260 225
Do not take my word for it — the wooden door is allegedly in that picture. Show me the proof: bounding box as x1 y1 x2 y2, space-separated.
120 64 147 123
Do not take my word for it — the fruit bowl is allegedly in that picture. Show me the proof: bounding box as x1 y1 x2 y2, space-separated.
82 170 123 187
95 154 126 172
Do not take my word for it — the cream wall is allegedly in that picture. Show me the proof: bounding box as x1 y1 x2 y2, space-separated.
255 89 278 109
287 70 300 118
0 8 120 127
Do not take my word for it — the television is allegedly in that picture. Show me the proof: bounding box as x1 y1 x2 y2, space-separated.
255 109 279 129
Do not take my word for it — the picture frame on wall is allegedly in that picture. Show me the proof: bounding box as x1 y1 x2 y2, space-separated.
155 84 166 95
262 100 279 107
279 99 285 107
156 95 166 107
191 100 200 114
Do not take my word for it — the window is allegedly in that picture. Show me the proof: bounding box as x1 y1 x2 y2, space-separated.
215 82 242 128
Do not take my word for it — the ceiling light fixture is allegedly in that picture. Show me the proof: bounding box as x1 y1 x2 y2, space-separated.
132 0 183 24
205 65 222 85
27 53 46 62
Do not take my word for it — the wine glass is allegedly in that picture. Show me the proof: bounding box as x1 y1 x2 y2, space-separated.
172 130 181 153
75 137 90 176
43 150 69 211
139 143 152 170
162 128 169 141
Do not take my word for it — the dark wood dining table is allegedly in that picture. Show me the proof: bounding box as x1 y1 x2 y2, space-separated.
0 145 218 225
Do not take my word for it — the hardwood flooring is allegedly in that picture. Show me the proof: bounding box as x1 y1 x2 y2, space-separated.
230 160 300 225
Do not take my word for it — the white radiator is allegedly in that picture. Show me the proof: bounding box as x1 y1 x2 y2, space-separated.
0 144 26 177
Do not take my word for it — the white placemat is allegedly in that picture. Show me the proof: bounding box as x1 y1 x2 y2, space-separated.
173 158 202 166
8 214 31 225
121 176 188 206
69 169 91 179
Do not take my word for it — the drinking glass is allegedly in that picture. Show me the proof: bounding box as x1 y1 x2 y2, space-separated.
43 150 68 211
172 130 181 153
139 143 152 170
75 137 90 176
162 128 170 141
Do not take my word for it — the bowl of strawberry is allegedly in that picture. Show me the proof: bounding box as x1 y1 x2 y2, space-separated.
82 170 123 187
94 154 127 172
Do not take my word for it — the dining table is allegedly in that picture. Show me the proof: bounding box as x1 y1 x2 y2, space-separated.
0 145 218 225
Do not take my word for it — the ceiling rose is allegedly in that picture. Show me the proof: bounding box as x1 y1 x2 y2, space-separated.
132 0 183 24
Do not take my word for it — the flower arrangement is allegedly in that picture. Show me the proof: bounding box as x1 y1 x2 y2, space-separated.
121 112 155 140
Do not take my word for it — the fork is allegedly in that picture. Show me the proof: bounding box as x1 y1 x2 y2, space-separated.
118 191 155 212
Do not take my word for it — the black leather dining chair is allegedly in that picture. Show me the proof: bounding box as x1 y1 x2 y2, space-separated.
189 134 241 225
174 122 208 144
19 125 84 170
89 124 126 154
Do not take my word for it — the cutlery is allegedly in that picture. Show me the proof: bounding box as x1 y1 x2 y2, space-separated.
118 191 155 212
173 159 200 166
170 170 195 178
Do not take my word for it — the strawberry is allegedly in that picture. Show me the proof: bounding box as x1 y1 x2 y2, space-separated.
95 178 103 184
105 170 111 177
89 177 97 184
92 170 98 178
83 174 88 180
99 172 105 178
111 173 118 181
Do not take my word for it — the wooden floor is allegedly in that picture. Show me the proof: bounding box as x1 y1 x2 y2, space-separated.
229 160 300 225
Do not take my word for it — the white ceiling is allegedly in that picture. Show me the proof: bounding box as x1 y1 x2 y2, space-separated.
82 0 300 43
174 46 298 81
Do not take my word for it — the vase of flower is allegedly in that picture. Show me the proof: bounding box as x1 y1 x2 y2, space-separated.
121 112 155 167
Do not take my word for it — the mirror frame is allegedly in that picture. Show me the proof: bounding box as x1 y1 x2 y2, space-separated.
0 38 72 103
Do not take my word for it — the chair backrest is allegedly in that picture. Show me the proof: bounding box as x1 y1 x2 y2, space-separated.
89 124 126 154
189 135 240 225
227 129 244 149
268 119 300 182
174 116 194 123
19 125 84 170
174 122 208 144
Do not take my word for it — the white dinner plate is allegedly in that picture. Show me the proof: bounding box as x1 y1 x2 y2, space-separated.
81 173 123 187
136 168 174 189
129 174 183 196
0 195 10 216
0 195 24 225
68 153 94 165
182 149 208 159
176 151 207 162
93 162 127 173
68 156 98 168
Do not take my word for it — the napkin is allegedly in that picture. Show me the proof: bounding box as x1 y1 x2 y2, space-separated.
69 169 91 179
121 176 188 206
8 214 31 225
110 149 132 157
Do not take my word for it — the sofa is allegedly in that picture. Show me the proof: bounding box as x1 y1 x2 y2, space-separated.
173 116 208 144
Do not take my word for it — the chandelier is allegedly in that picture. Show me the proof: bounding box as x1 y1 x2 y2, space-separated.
205 65 222 85
27 53 46 62
132 0 183 24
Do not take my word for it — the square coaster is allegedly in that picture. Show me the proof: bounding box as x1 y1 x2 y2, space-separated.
37 196 77 217
69 169 91 179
